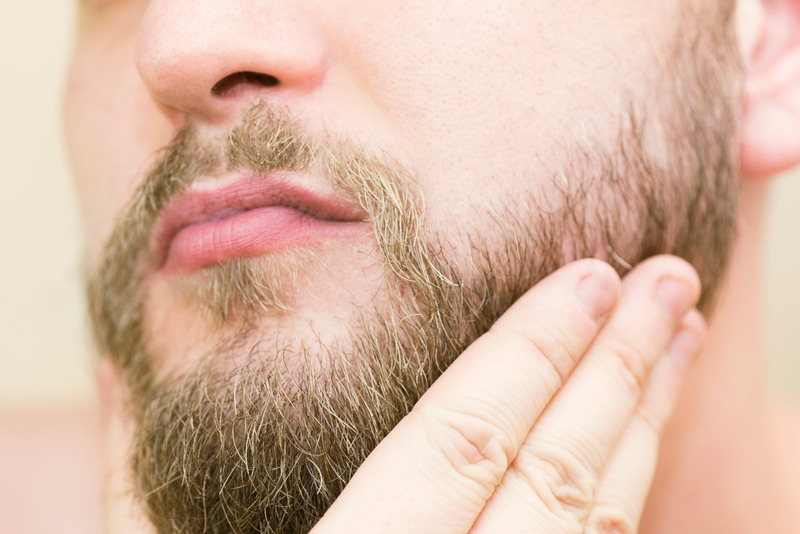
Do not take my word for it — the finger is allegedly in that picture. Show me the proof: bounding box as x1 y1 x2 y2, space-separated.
585 310 705 534
471 255 700 531
312 259 621 534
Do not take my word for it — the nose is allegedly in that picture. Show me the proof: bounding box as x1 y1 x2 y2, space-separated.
135 0 329 126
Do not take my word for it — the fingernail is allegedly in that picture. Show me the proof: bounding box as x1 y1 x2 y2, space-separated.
577 273 618 320
656 277 695 321
666 328 700 369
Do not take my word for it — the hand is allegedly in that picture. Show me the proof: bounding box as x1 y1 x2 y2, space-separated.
312 255 705 533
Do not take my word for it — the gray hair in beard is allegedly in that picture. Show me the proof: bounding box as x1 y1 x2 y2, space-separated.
87 6 742 532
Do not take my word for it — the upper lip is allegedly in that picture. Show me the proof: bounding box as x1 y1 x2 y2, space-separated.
149 173 368 269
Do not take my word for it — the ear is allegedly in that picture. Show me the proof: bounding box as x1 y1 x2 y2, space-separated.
739 0 800 178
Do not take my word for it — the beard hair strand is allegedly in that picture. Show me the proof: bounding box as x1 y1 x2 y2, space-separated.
90 9 742 532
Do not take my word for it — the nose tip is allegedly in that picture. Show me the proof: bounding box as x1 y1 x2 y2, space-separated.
134 1 329 125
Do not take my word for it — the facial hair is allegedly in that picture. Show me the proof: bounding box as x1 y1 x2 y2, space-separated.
88 7 741 534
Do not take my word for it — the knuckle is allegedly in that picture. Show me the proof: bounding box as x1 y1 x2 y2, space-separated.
491 316 578 385
601 336 648 395
516 441 597 523
417 404 514 492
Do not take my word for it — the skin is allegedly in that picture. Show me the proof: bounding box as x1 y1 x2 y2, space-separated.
68 0 689 261
43 0 800 532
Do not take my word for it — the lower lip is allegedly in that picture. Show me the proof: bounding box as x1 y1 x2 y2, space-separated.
162 206 366 273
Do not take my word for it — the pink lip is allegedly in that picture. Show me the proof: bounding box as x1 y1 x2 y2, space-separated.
152 175 368 273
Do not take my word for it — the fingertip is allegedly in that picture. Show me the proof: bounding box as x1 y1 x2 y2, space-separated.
680 308 708 336
625 256 702 321
573 257 623 282
640 255 702 295
656 277 698 322
575 261 621 320
666 309 707 369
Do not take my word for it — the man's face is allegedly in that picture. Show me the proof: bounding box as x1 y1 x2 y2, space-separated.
65 1 741 532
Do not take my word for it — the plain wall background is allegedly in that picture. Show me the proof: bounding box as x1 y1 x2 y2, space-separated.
0 1 797 409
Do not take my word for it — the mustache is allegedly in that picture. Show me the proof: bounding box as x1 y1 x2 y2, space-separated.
88 105 315 375
88 102 449 387
115 104 320 269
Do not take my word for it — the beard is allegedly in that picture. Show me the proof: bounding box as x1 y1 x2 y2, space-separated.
88 8 742 534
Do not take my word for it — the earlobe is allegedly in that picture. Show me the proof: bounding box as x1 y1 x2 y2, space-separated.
739 0 800 178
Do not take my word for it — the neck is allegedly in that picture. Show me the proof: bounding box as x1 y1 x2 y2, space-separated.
640 179 798 533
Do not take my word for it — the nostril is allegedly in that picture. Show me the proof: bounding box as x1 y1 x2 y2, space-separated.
211 71 280 97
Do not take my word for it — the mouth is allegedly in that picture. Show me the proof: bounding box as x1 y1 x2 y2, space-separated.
151 174 370 273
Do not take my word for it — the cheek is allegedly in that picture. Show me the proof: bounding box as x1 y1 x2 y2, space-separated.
325 2 680 225
64 41 174 261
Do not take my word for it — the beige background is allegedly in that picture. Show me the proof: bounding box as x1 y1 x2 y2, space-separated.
0 1 798 409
